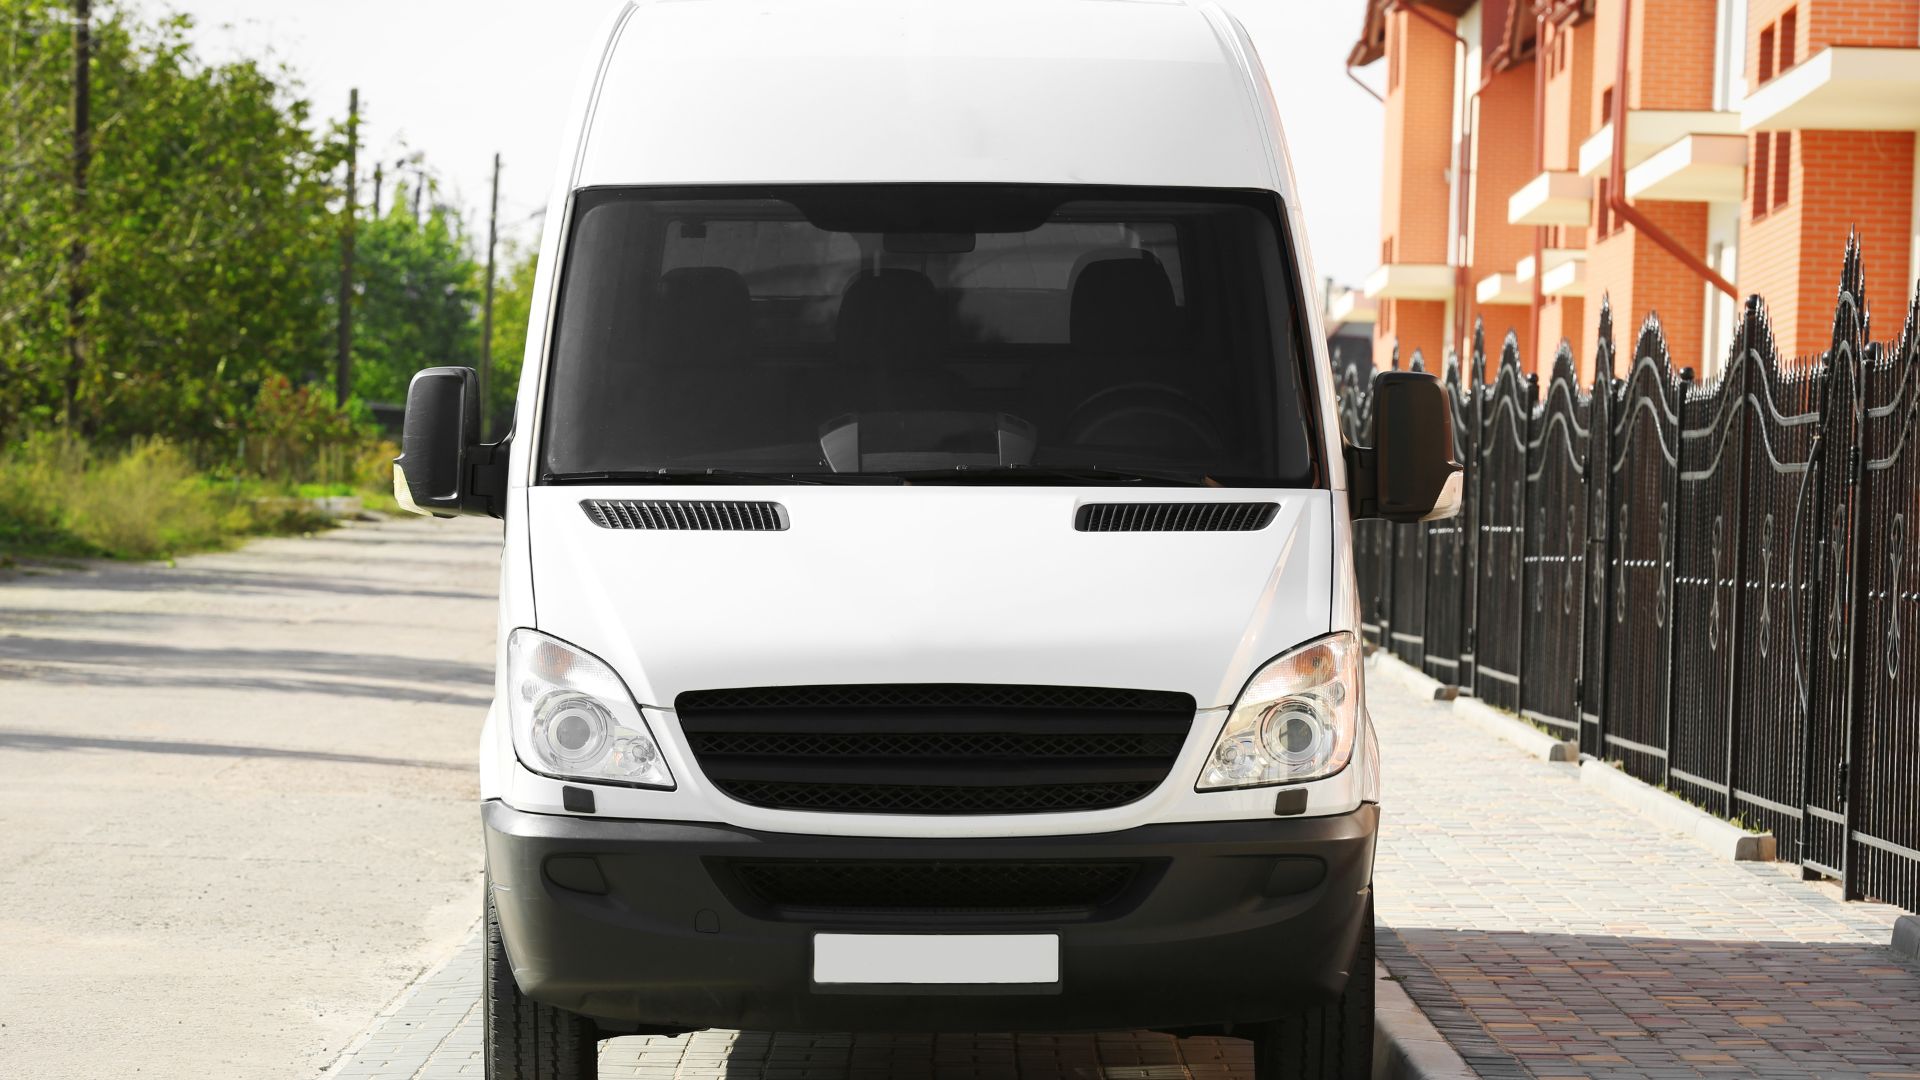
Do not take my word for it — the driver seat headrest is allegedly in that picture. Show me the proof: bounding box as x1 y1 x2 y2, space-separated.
653 266 753 366
1069 253 1179 356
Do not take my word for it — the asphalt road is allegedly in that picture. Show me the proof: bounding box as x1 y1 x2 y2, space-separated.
0 514 502 1080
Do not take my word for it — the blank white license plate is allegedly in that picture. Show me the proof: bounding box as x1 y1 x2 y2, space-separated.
813 933 1060 985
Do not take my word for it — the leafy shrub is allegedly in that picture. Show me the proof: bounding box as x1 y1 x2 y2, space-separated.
0 433 335 561
241 374 380 486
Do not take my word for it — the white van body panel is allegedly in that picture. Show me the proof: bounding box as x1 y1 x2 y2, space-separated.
579 0 1280 192
494 735 1365 839
531 488 1332 709
481 0 1375 829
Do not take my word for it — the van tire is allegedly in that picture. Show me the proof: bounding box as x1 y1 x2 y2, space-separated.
1251 895 1375 1079
485 885 599 1080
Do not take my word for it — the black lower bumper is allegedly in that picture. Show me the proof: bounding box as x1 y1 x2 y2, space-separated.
482 800 1378 1034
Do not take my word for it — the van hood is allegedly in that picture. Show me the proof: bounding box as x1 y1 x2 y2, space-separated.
526 487 1333 709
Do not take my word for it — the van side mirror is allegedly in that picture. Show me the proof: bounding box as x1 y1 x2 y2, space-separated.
393 366 509 519
1345 370 1462 523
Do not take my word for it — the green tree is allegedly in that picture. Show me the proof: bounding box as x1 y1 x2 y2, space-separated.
483 243 537 423
348 186 482 407
0 0 344 447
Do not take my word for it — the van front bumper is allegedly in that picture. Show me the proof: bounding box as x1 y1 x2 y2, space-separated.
482 799 1378 1034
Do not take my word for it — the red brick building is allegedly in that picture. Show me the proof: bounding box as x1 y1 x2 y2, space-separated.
1333 0 1920 379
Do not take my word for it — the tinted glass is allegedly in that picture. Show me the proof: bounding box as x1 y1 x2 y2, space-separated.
541 185 1317 486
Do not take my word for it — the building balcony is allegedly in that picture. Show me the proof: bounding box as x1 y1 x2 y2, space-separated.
1541 259 1586 298
1476 272 1530 306
1325 285 1378 328
1625 134 1748 203
1578 110 1742 178
1516 248 1585 284
1742 47 1920 132
1508 171 1592 227
1363 262 1454 302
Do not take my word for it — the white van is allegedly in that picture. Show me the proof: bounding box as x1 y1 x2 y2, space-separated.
396 2 1460 1076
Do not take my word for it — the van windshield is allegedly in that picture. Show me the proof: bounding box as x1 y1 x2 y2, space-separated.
540 185 1318 487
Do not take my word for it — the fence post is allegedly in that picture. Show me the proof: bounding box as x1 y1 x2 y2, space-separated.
1584 379 1607 757
1796 338 1836 872
1661 366 1695 788
1721 334 1756 819
1584 306 1618 761
1839 342 1875 900
1518 371 1540 715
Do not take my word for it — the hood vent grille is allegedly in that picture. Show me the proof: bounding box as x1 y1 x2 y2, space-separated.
1075 502 1277 533
582 499 787 531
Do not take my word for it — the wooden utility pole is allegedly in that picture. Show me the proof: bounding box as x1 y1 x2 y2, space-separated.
480 152 501 439
64 0 91 428
336 88 358 406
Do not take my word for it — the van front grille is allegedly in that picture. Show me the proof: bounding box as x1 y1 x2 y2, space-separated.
675 683 1194 816
730 860 1140 913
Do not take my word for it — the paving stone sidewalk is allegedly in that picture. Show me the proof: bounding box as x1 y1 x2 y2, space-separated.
325 652 1919 1079
1366 655 1919 1078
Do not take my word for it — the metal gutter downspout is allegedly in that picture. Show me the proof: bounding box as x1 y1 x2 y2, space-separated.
1349 61 1386 103
1531 10 1549 363
1609 0 1740 300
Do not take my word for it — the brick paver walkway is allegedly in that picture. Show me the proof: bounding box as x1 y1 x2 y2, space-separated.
326 654 1919 1079
1367 656 1919 1078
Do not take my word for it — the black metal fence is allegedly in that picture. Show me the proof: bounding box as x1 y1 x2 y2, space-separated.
1340 241 1920 913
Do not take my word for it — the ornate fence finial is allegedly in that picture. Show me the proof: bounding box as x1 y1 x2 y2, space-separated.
1499 329 1524 386
1552 337 1579 387
1635 309 1673 384
1596 293 1617 385
1409 349 1427 374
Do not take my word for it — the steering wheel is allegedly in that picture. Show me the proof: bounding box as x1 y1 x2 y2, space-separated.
1064 382 1228 455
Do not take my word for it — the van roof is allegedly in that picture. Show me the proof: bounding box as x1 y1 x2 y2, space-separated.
573 0 1287 192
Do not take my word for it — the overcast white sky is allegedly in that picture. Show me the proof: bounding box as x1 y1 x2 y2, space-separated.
164 0 1385 286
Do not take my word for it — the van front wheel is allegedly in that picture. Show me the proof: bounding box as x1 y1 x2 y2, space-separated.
1251 896 1375 1079
484 884 599 1080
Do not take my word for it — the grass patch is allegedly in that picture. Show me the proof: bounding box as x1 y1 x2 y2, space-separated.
0 434 377 562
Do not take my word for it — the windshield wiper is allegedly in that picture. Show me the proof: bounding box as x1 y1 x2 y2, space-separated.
875 465 1221 487
544 468 901 486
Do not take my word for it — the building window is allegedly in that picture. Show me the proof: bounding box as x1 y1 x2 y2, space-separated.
1600 86 1613 126
1596 177 1612 237
1388 22 1400 93
1752 132 1772 219
1757 9 1797 87
1772 131 1791 211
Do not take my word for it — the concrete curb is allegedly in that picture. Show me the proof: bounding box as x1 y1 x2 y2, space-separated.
1893 916 1920 966
1373 961 1474 1079
1451 695 1581 763
1579 759 1777 861
1368 653 1578 763
1365 651 1451 700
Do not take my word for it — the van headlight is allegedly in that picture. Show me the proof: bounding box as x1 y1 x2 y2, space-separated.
1198 632 1360 790
506 629 674 789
